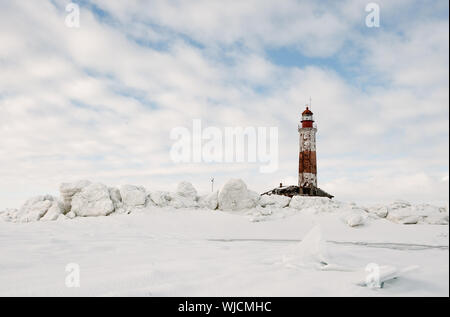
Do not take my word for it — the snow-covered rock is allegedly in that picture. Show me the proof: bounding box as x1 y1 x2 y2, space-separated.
149 191 171 207
344 211 366 227
400 216 420 225
386 208 427 224
386 209 420 224
170 182 199 209
59 180 91 212
218 179 258 211
424 213 449 225
256 205 274 216
40 200 64 221
246 203 295 222
109 187 122 208
198 191 219 210
365 205 389 218
176 181 197 198
4 179 449 228
248 190 260 206
169 195 198 208
108 187 130 214
414 203 448 215
16 195 56 222
386 201 448 225
259 195 291 208
66 211 77 219
120 185 147 209
71 183 115 217
0 208 18 222
289 196 338 213
389 200 412 210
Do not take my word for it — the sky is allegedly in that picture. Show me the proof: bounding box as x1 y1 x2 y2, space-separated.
0 0 448 209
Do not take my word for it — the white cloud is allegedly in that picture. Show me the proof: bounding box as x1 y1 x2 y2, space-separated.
0 0 448 208
90 0 360 56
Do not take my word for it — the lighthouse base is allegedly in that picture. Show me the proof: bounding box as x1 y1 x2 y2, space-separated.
261 184 334 199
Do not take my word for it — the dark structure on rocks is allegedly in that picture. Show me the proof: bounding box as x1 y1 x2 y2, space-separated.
262 105 334 199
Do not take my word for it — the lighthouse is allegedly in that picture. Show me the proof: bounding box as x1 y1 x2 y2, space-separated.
298 106 318 194
261 104 333 199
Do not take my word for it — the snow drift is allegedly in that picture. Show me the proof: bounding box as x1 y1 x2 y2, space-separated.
1 179 448 227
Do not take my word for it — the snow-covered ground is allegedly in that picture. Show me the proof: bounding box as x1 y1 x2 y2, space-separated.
0 179 448 296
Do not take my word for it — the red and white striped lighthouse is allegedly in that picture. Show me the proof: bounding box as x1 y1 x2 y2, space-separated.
261 104 333 198
298 106 317 190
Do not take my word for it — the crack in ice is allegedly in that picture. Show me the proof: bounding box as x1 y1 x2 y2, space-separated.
205 239 448 251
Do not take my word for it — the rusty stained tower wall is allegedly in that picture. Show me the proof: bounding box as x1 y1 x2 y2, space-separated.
298 107 318 188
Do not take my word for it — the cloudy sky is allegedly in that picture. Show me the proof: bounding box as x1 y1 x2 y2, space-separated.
0 0 448 209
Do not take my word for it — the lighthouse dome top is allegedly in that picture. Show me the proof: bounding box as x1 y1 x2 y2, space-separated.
302 107 313 115
300 106 315 127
